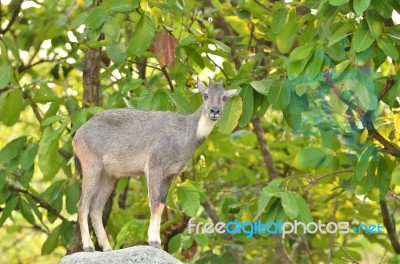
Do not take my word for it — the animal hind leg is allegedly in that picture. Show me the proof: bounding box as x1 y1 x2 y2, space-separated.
78 165 102 252
89 172 116 251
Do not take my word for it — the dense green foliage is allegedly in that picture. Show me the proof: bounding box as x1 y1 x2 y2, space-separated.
1 0 400 263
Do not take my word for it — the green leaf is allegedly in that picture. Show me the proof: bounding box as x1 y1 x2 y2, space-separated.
294 193 313 223
106 43 127 65
85 6 107 29
42 224 61 255
276 10 298 53
370 0 393 18
60 220 74 247
168 92 193 114
377 157 390 200
287 59 309 80
353 0 370 14
176 182 200 217
377 37 399 61
329 0 350 6
193 233 208 246
352 145 377 188
19 144 38 170
290 43 314 61
355 68 377 110
366 10 383 38
280 192 299 219
183 46 204 69
332 60 352 80
168 234 181 254
390 164 400 186
41 116 64 127
104 0 139 12
217 96 242 134
250 79 272 95
0 89 23 127
238 87 254 127
121 79 143 94
0 136 26 164
19 198 35 225
352 21 375 52
181 235 193 250
267 79 291 110
271 8 288 34
386 72 400 107
65 182 80 214
127 14 155 57
0 66 11 90
328 24 350 47
0 196 19 227
297 147 327 168
71 12 88 28
305 45 324 80
38 127 61 180
137 89 155 110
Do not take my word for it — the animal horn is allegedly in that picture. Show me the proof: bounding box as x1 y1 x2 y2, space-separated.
208 77 214 85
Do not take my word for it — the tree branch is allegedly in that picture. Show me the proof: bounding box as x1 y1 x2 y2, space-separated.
304 169 353 196
251 116 294 264
8 186 69 222
0 0 23 34
161 66 174 92
378 75 394 101
380 200 400 254
324 69 400 157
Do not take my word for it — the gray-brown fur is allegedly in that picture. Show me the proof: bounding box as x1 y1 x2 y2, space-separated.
73 78 238 252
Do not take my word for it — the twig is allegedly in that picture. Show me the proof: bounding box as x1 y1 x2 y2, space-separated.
379 249 387 264
251 117 294 264
0 0 22 34
201 199 230 240
161 66 174 92
206 54 228 79
8 186 69 222
335 244 359 264
304 169 353 196
378 75 394 101
253 0 272 11
324 69 400 157
252 117 279 179
379 200 400 253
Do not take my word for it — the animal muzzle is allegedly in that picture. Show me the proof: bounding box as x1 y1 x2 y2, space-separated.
209 107 220 120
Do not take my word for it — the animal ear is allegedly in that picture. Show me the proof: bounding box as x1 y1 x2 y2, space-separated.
197 78 207 93
224 89 239 98
208 77 214 86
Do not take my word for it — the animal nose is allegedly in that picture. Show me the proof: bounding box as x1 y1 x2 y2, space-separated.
210 107 220 115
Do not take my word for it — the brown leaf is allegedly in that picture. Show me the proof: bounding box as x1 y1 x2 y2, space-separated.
152 29 179 67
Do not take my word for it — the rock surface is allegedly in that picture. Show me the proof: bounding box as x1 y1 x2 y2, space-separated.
59 245 182 264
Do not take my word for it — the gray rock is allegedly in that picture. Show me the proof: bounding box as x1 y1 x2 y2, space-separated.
59 246 182 264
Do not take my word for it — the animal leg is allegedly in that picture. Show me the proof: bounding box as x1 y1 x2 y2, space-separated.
78 166 101 252
147 175 172 249
89 172 115 251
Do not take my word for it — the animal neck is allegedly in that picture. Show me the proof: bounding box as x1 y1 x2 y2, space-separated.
191 105 217 140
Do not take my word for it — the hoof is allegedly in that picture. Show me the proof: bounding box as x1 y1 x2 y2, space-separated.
83 246 94 252
149 241 162 249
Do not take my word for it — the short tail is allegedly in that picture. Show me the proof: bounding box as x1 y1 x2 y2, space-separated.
74 154 82 177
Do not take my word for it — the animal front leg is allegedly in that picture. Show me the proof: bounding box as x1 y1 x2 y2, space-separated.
148 203 165 248
147 175 172 249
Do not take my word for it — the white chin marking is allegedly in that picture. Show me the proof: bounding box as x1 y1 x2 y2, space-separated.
197 114 217 138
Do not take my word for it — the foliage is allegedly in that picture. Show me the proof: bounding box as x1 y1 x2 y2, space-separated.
0 0 400 263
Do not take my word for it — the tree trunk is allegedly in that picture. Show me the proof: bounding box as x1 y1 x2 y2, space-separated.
67 45 104 254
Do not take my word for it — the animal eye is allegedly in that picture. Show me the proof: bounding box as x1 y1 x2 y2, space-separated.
203 94 209 100
222 95 227 101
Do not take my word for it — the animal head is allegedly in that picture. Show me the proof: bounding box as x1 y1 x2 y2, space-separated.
197 77 238 121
